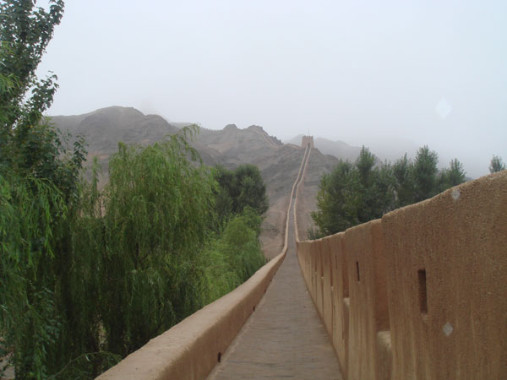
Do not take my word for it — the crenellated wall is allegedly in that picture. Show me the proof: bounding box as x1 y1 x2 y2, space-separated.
297 171 507 380
97 154 505 380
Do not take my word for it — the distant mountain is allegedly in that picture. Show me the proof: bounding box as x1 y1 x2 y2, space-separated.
51 106 180 155
51 106 182 183
50 106 338 257
195 124 283 167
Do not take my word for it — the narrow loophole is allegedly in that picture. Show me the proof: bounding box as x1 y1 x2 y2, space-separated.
217 352 222 363
418 269 428 314
253 305 256 312
356 261 360 282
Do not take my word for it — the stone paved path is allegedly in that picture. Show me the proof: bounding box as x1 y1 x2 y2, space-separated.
207 197 343 380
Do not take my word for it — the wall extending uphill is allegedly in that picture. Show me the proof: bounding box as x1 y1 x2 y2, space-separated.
96 145 311 380
297 170 507 380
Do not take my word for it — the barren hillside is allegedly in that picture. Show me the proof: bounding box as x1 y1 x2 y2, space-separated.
51 107 339 258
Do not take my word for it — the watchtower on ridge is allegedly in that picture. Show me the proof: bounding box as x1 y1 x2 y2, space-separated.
301 136 314 149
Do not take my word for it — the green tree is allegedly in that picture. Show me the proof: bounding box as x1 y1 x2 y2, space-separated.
312 160 359 235
100 129 216 355
354 147 395 223
412 145 439 202
0 173 66 379
0 2 94 378
214 164 268 220
312 145 471 236
0 0 84 194
489 155 505 173
200 207 265 304
232 164 269 215
219 208 265 282
0 0 65 167
213 165 235 226
312 147 396 236
392 154 415 207
356 146 375 185
438 158 466 191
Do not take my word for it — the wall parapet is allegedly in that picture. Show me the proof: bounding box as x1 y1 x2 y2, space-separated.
97 251 284 380
297 171 507 380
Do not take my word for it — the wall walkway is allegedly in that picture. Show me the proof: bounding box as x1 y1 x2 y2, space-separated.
207 144 342 379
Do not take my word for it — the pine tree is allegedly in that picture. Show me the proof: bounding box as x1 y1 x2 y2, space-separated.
489 155 505 173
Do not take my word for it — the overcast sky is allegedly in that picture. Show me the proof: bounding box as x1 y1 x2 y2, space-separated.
37 0 507 178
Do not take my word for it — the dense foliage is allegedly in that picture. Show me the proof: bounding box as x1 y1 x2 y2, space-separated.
200 208 266 304
1 130 267 378
67 134 266 363
0 2 267 378
312 146 467 236
214 164 268 226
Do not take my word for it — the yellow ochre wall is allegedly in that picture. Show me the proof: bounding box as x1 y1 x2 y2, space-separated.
297 171 507 380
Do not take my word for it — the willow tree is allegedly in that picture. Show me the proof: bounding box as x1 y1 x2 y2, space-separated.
98 128 217 355
0 1 92 378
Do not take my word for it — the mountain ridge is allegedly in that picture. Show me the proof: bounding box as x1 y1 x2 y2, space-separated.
50 106 338 257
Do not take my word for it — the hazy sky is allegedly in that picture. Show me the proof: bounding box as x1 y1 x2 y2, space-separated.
37 0 507 178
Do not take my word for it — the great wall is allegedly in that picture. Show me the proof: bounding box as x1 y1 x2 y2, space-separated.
98 137 507 380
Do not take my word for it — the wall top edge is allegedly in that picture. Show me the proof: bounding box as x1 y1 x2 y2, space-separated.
305 171 507 242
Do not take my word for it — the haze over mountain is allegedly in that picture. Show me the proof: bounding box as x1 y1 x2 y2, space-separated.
51 106 179 165
51 106 495 254
52 106 366 169
52 106 339 257
39 2 506 181
286 135 362 162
